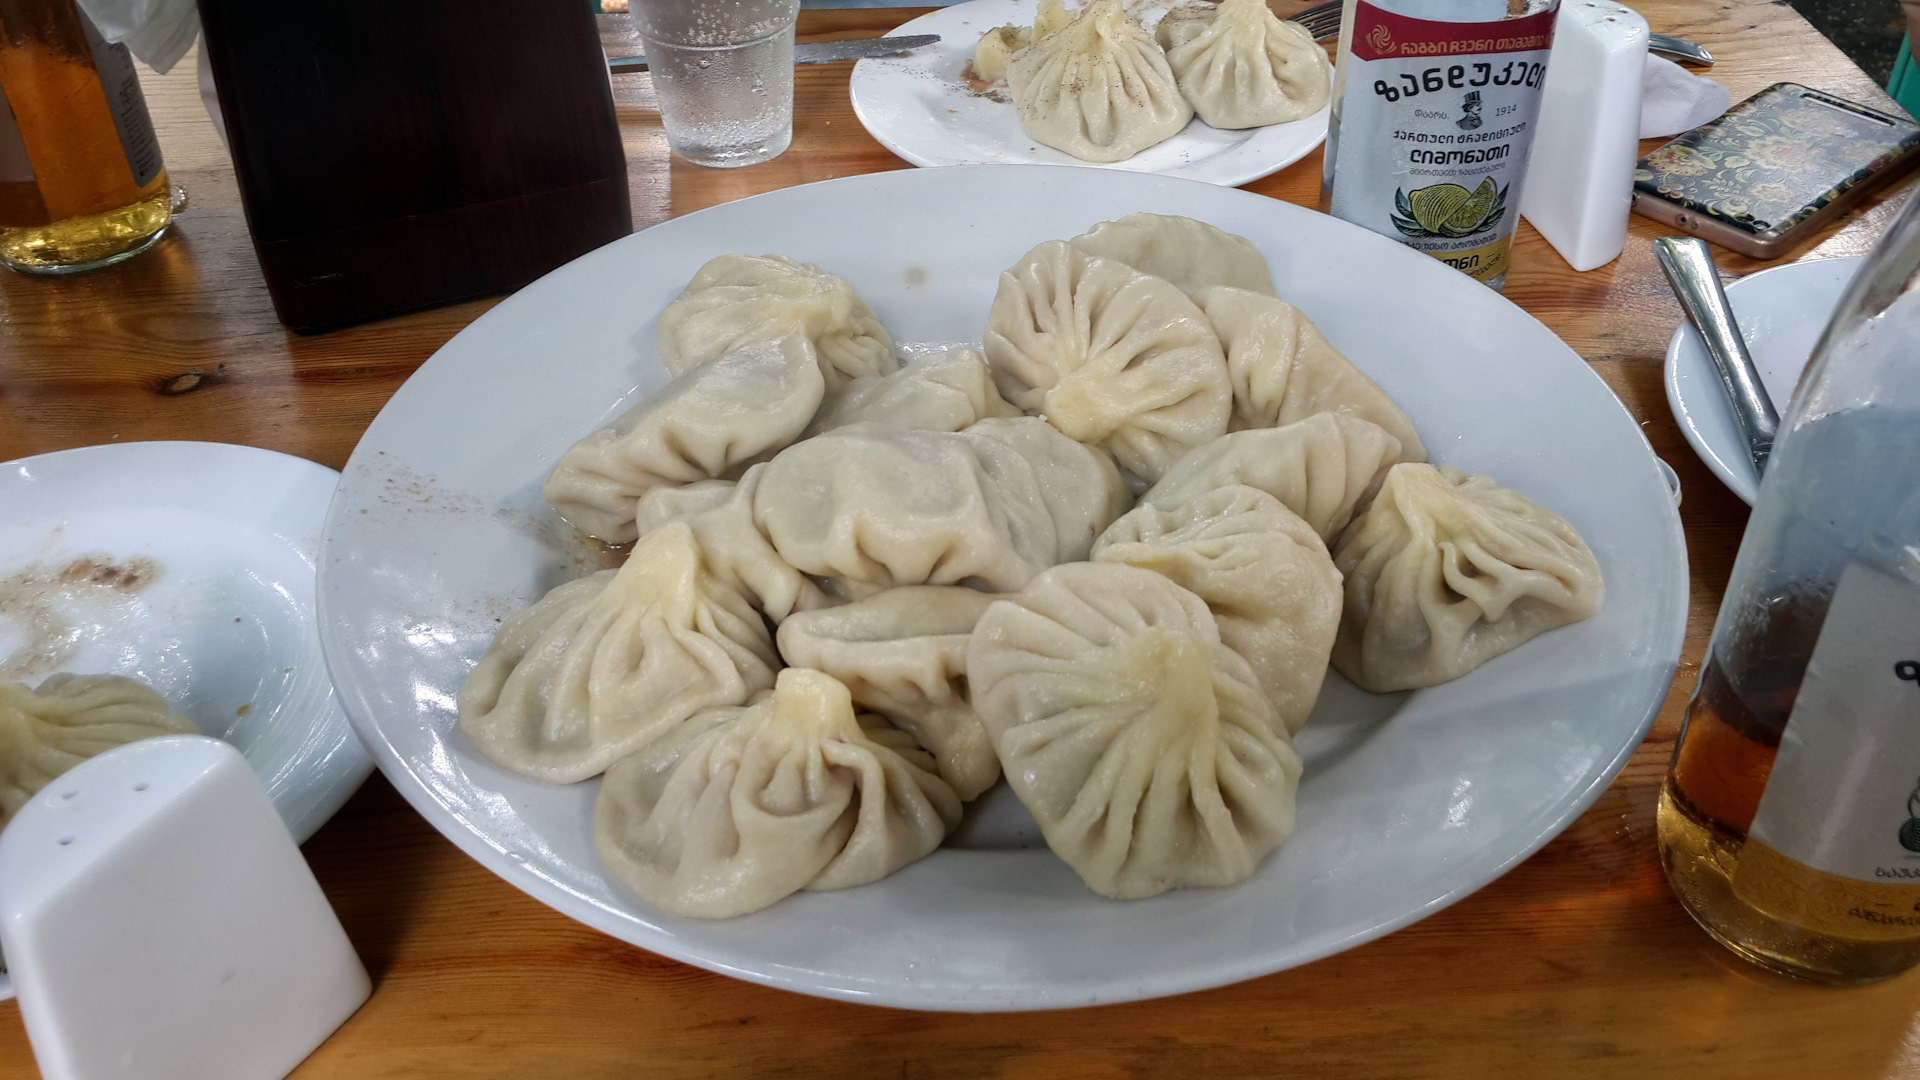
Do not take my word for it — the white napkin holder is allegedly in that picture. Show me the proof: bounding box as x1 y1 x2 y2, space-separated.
0 736 368 1080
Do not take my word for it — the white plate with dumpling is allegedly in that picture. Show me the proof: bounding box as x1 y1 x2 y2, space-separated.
316 164 1685 1010
848 0 1333 185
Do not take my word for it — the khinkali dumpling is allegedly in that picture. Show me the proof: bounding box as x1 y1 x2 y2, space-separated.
656 254 897 390
1144 412 1408 541
544 335 826 545
1157 0 1331 129
805 348 1021 437
594 668 962 919
973 0 1071 85
777 586 1000 800
1070 213 1278 299
1332 463 1606 693
1092 486 1339 734
983 240 1230 482
457 522 779 783
960 416 1133 564
636 464 830 622
1007 0 1194 163
753 424 1057 595
1195 286 1426 457
1 674 197 827
968 562 1302 899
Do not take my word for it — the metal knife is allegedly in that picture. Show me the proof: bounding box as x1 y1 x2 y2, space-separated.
1654 236 1779 476
1649 33 1714 67
608 34 940 75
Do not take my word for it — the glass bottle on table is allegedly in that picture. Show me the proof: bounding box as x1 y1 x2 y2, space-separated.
1656 194 1920 984
0 0 169 274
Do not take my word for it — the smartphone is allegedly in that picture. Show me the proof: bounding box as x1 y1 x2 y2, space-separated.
1631 83 1920 259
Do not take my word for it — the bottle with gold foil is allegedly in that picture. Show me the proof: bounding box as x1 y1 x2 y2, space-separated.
0 0 168 274
1657 195 1920 984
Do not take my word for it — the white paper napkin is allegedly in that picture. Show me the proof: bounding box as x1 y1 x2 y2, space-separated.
76 0 199 75
1641 53 1732 139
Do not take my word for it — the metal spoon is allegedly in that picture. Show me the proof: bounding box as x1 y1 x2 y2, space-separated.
1654 236 1780 475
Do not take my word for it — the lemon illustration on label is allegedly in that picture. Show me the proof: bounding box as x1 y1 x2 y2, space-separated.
1392 178 1507 239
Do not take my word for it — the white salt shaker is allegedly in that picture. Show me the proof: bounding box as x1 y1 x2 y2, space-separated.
1518 0 1650 271
0 736 369 1080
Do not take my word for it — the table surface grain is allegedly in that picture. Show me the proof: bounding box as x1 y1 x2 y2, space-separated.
3 3 1919 1077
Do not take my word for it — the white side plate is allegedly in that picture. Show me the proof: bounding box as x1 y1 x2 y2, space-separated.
848 0 1331 186
1664 256 1861 505
317 165 1686 1011
0 441 372 843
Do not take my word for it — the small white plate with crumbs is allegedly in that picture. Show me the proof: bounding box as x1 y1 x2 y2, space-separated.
848 0 1331 185
317 164 1686 1011
0 441 373 843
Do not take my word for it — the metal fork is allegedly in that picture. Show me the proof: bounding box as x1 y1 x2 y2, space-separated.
1287 0 1345 42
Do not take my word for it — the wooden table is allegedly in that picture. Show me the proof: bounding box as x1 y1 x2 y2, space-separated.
3 3 1918 1076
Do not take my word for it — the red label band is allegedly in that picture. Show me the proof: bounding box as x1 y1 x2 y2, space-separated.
1349 2 1557 61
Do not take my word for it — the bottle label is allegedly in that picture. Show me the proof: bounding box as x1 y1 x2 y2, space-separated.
1746 563 1920 892
78 12 162 190
1325 1 1556 283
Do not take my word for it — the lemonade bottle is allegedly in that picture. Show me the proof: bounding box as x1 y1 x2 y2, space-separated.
1320 0 1559 289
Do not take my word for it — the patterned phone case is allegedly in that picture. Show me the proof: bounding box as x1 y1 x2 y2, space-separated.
1634 83 1920 254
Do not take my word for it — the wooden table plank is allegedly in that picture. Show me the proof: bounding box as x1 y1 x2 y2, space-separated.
2 2 1918 1076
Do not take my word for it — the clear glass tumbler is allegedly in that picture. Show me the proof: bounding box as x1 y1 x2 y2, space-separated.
632 0 801 168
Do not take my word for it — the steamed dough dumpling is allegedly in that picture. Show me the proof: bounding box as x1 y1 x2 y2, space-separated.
1069 213 1278 300
544 334 826 545
752 423 1059 595
1157 0 1331 129
1195 285 1427 456
983 240 1231 483
1144 412 1410 542
1332 463 1605 693
594 668 962 919
960 416 1133 564
805 348 1021 438
777 586 1001 800
1093 486 1340 734
0 674 197 828
457 523 779 783
1007 0 1194 163
656 254 897 390
968 562 1302 900
635 463 831 623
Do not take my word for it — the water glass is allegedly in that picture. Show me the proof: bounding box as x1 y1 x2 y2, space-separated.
632 0 802 168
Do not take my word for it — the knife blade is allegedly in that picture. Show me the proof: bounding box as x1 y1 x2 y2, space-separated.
1654 236 1779 476
1649 33 1714 67
608 34 940 75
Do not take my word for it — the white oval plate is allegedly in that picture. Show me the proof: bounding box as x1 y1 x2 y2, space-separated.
317 165 1686 1011
0 441 373 841
848 0 1331 186
1664 256 1860 505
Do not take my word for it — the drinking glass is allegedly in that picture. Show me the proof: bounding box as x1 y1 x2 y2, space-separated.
632 0 802 168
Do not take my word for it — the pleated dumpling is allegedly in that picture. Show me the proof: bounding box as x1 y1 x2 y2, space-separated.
656 254 897 390
1332 463 1605 693
1157 0 1331 129
1 674 197 827
544 335 826 545
983 240 1231 482
1007 0 1194 163
1195 286 1426 457
1069 213 1278 300
960 416 1133 564
973 0 1071 85
777 586 1001 800
1144 412 1409 541
456 522 779 783
968 562 1302 899
1092 486 1340 734
805 348 1021 437
753 423 1058 595
594 668 962 919
635 464 830 623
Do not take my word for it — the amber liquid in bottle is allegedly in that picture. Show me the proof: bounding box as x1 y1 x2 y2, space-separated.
0 0 168 273
1658 590 1920 984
